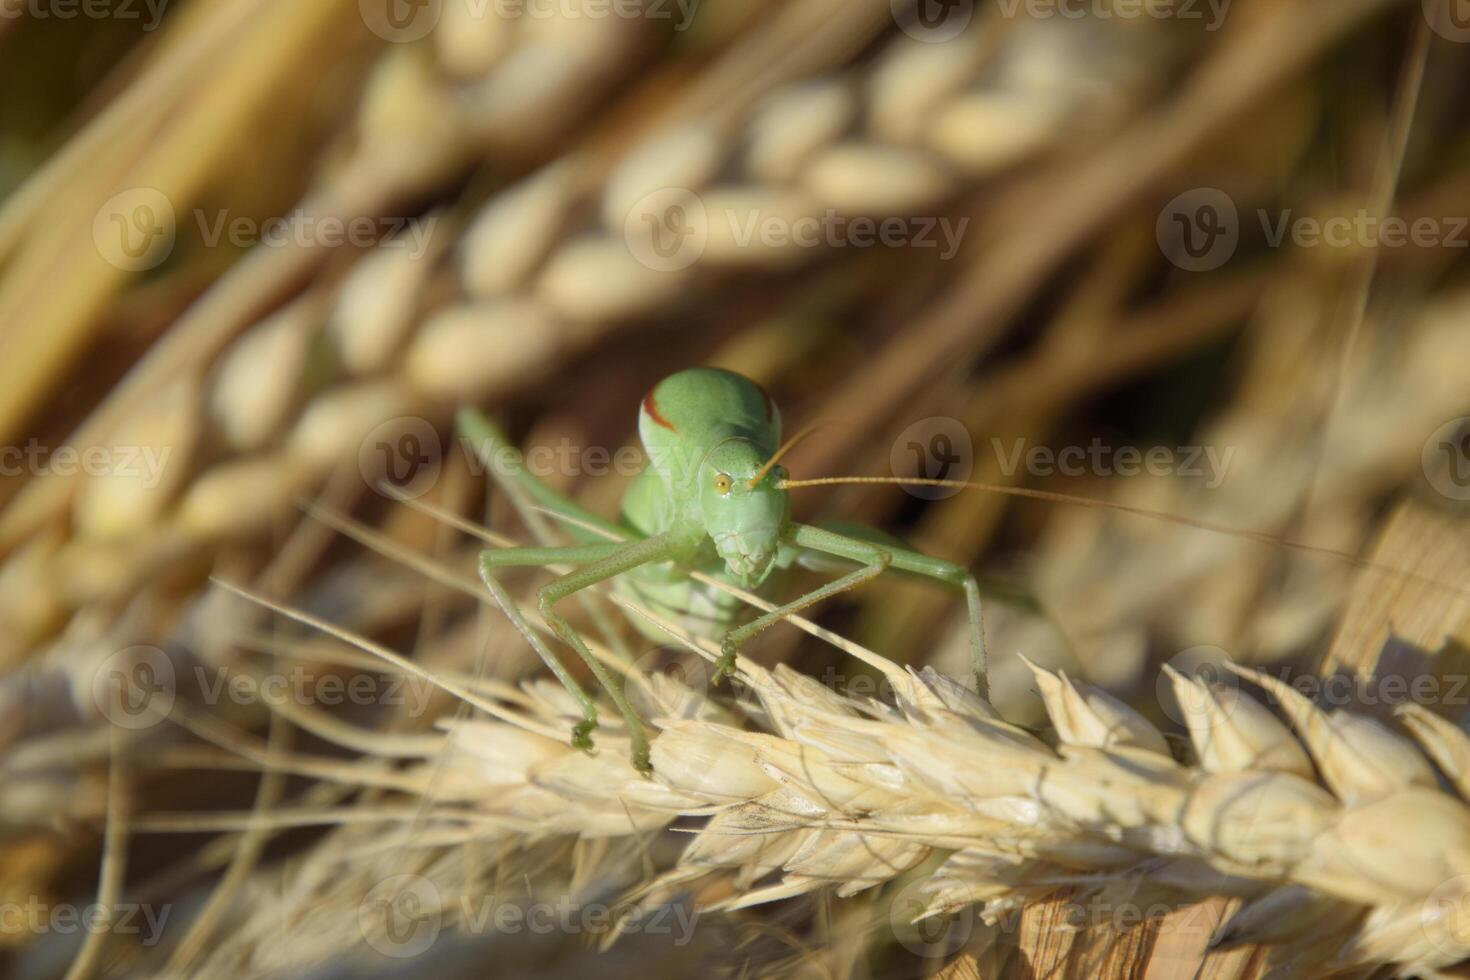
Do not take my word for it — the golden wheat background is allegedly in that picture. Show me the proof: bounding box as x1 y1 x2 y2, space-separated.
3 0 1470 976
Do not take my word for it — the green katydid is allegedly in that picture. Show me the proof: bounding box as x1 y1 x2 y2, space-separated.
458 366 1441 775
457 367 988 773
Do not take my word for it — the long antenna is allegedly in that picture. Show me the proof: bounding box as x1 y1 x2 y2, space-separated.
777 475 1470 599
748 420 830 489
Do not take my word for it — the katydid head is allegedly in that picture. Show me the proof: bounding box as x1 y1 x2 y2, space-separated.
698 439 789 587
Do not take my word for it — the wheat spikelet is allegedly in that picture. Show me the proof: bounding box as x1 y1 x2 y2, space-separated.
126 587 1470 978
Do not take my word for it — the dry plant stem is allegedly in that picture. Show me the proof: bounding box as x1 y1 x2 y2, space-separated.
1318 500 1470 693
867 258 1271 654
0 0 263 264
163 716 289 974
1295 13 1430 547
0 0 358 449
796 0 1406 478
62 725 128 980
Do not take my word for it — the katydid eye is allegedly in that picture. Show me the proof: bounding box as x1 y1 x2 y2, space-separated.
713 473 732 494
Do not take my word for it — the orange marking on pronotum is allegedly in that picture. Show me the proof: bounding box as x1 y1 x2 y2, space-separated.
642 391 677 432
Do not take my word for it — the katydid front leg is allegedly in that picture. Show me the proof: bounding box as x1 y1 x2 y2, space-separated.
713 524 892 683
713 523 990 700
479 532 676 773
877 539 989 700
476 541 624 752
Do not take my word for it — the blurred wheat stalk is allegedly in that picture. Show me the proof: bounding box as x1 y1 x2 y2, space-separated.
3 0 1470 976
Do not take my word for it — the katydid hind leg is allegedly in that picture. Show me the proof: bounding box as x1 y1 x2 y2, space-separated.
457 409 623 544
